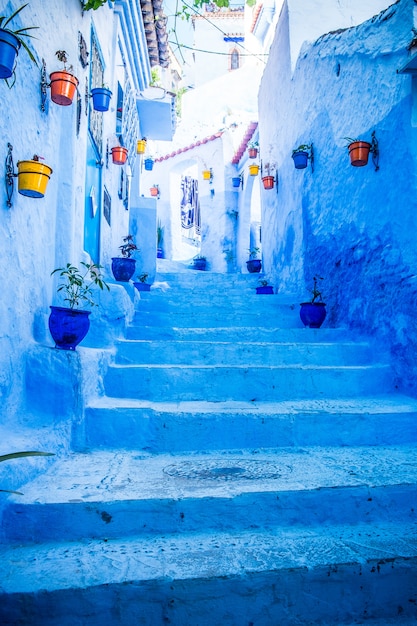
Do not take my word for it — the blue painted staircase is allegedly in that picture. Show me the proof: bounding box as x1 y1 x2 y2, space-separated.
1 268 417 625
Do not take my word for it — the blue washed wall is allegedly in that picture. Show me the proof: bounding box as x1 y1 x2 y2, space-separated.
258 0 417 393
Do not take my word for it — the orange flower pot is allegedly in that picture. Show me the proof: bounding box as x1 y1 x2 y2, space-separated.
49 71 79 106
111 146 128 165
248 148 258 159
150 186 159 197
262 175 274 190
348 141 371 167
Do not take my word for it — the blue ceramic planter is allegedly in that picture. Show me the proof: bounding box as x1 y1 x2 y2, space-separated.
133 282 151 292
49 306 91 350
0 30 20 79
246 259 262 273
292 150 309 169
144 158 154 171
232 177 241 188
111 257 136 282
91 87 112 112
193 259 207 271
299 302 327 328
256 285 274 294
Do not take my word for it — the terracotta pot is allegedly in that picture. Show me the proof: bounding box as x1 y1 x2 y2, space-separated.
50 71 79 106
262 175 274 190
348 141 371 167
248 148 258 159
111 146 128 165
150 186 159 197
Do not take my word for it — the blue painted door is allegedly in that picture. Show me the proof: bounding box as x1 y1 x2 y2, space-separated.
84 133 102 263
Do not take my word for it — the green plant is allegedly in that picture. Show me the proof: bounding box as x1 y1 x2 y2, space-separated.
51 262 110 309
0 3 38 85
0 451 54 495
119 234 138 258
308 276 324 303
248 247 260 259
258 279 269 287
292 144 311 155
344 137 360 146
137 272 149 283
55 50 73 73
82 0 108 9
248 140 259 149
194 254 207 261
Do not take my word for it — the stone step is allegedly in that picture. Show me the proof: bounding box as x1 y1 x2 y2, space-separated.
125 325 350 342
0 522 416 625
2 447 417 545
132 309 300 328
103 362 392 402
114 338 374 366
82 396 417 451
135 292 295 311
154 271 266 289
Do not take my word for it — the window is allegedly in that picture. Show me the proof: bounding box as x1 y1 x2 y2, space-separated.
230 48 240 71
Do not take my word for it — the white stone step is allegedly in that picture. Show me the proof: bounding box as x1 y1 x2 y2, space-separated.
82 395 417 451
0 522 416 625
3 446 416 544
104 362 392 402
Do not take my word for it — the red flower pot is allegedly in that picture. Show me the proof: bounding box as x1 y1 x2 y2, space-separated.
262 175 274 190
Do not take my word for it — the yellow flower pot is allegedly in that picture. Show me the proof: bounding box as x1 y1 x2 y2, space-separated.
202 169 212 180
249 164 259 176
17 160 53 198
136 139 147 154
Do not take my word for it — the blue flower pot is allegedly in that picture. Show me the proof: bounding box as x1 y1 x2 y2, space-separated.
232 177 241 188
133 282 151 292
299 302 327 328
111 257 136 282
256 285 274 294
292 151 309 169
157 247 164 259
144 158 154 171
91 87 112 112
0 29 20 79
246 259 262 273
48 306 91 350
193 258 207 271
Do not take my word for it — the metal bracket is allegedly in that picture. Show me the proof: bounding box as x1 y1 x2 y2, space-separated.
5 143 18 208
370 131 379 171
40 58 48 113
85 76 89 115
310 143 314 173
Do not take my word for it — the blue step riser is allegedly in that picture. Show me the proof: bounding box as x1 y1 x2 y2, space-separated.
3 484 416 544
133 312 299 328
136 297 292 312
0 561 416 626
115 341 373 366
83 408 417 451
104 365 391 401
125 327 352 341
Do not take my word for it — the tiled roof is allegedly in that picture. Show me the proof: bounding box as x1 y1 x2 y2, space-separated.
249 3 263 33
155 132 224 161
231 121 258 164
141 0 170 68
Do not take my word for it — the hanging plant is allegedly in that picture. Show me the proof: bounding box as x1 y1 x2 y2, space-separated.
50 50 79 106
0 4 38 85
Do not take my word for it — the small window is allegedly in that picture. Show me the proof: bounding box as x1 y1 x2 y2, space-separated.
230 48 240 71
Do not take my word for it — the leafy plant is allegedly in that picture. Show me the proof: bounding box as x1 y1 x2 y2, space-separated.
55 50 73 73
194 254 207 261
82 0 108 9
309 276 324 303
51 262 110 309
119 234 138 258
344 137 360 147
137 272 149 283
0 451 54 495
248 247 260 259
248 140 259 149
157 221 164 247
292 144 311 155
258 279 269 287
0 3 38 85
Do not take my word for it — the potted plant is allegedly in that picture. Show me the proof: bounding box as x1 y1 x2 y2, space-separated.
247 140 259 159
0 4 38 83
133 272 152 292
292 144 311 169
136 137 147 154
157 220 164 258
150 184 159 197
50 50 79 106
111 144 128 165
248 163 259 176
300 276 327 328
256 279 274 295
345 137 371 167
144 156 155 171
17 154 53 198
202 169 212 181
262 163 275 190
91 83 112 112
49 262 110 350
193 255 207 271
232 174 242 188
246 247 262 273
111 234 138 282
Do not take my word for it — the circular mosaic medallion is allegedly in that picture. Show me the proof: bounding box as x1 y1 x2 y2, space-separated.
163 459 292 481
